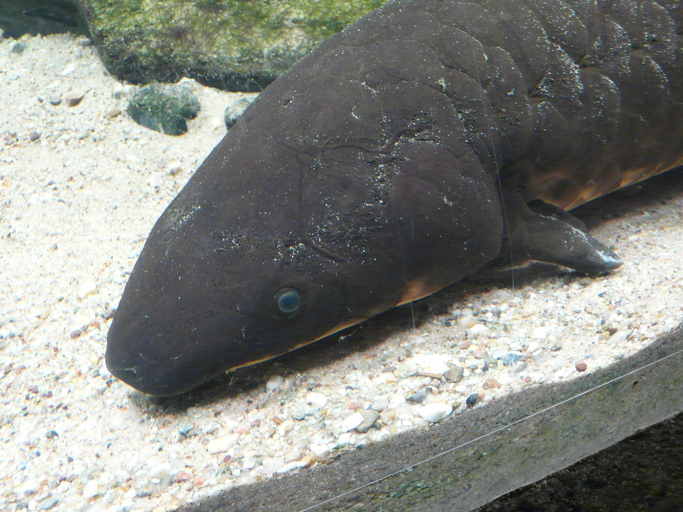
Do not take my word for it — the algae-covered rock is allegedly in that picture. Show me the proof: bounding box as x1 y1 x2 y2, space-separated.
127 84 200 135
224 96 257 129
77 0 386 91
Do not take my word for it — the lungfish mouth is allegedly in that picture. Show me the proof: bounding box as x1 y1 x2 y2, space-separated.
106 311 368 396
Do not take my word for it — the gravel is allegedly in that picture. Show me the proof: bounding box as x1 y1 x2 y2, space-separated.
1 33 681 512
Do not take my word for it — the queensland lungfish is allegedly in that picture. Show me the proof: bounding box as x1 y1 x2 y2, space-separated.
106 0 683 395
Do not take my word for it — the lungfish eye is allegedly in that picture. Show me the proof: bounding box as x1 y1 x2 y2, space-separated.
276 288 301 316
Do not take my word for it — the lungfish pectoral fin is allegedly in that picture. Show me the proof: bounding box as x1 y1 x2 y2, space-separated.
500 192 622 275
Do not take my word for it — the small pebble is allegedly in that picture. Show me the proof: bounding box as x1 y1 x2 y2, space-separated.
531 326 551 339
207 435 237 454
444 366 464 383
369 397 388 411
224 96 257 129
406 387 429 403
60 63 76 76
29 131 41 142
468 324 489 336
499 352 524 366
266 375 284 392
466 393 479 408
306 392 327 408
483 378 501 390
513 362 528 373
403 354 450 378
11 42 27 54
608 330 630 345
355 410 380 433
291 405 317 421
65 91 85 107
166 162 184 176
575 361 588 372
276 457 312 474
174 471 192 483
340 413 364 432
178 424 194 439
48 95 62 106
417 402 452 423
106 108 122 119
38 497 59 510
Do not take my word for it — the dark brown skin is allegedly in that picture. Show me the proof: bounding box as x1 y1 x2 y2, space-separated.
106 0 683 396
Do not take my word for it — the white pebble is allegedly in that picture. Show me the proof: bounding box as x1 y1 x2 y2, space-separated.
60 63 77 76
418 402 453 423
306 392 328 408
468 324 489 336
276 458 309 474
340 412 364 432
82 479 101 499
403 354 450 378
531 326 551 339
266 375 284 392
207 434 237 454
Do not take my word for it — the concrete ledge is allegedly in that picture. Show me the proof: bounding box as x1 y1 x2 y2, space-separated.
178 324 683 511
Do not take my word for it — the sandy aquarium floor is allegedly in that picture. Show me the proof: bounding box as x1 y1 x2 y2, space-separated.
0 33 682 512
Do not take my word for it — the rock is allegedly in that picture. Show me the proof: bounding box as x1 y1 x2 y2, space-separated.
148 463 173 488
291 404 318 421
466 393 479 408
38 497 59 510
224 96 257 129
276 457 312 474
444 366 464 383
166 161 184 176
499 352 524 366
531 326 551 339
207 434 238 454
418 403 452 423
76 0 384 91
177 424 194 439
305 392 328 408
575 361 588 372
355 410 380 433
608 330 630 345
82 479 101 499
11 42 27 54
106 108 122 119
266 375 284 392
406 388 429 403
402 354 450 378
483 378 501 390
64 90 85 106
369 397 388 411
468 323 490 337
340 413 364 432
173 471 192 483
127 84 200 135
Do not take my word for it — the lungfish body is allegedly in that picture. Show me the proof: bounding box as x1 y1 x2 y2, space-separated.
106 0 683 395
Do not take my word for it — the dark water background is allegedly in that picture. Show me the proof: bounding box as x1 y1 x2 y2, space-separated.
478 412 683 512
